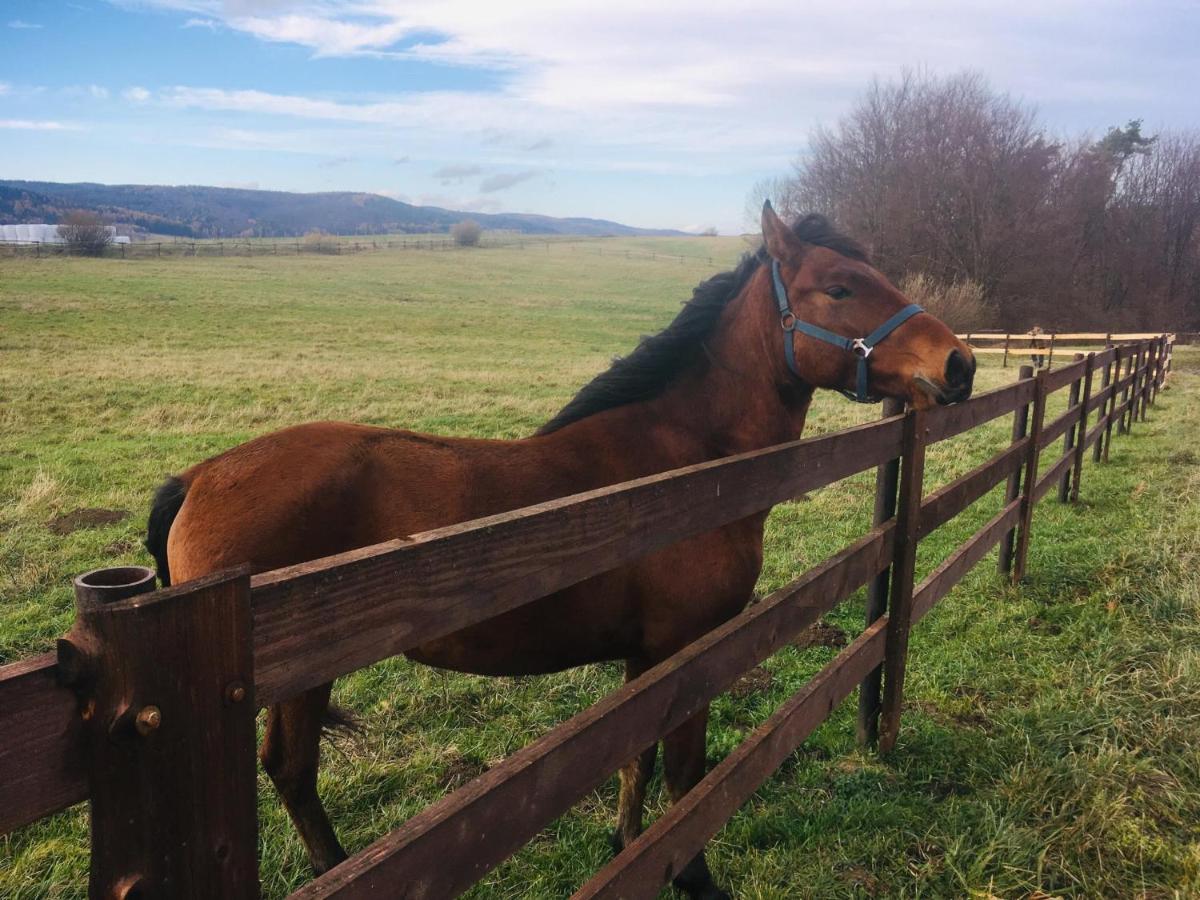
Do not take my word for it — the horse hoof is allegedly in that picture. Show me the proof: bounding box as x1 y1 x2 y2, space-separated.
608 829 624 858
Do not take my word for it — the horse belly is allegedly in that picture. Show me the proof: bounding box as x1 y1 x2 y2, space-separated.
405 571 641 676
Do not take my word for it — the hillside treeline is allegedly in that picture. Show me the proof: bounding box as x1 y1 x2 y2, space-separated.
766 72 1200 331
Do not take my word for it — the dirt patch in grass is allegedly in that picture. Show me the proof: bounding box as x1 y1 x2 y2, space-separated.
729 666 774 699
438 751 489 791
837 865 884 896
46 508 129 535
1027 615 1063 635
793 620 848 651
103 538 142 556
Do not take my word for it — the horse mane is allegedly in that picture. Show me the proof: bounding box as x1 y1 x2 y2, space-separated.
536 214 868 435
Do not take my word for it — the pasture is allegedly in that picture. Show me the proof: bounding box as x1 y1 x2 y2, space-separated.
1 240 1198 898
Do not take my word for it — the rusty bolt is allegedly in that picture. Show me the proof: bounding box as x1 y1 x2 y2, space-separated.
134 705 161 736
225 681 246 704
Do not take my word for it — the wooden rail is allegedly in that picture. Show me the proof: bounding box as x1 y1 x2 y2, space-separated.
0 334 1174 898
957 331 1175 369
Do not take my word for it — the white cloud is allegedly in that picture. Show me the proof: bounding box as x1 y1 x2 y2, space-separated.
0 119 84 131
112 0 1196 174
182 17 219 29
0 83 9 96
479 169 540 193
89 84 110 99
7 19 43 29
123 86 151 102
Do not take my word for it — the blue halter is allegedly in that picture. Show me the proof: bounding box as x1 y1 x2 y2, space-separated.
770 258 924 403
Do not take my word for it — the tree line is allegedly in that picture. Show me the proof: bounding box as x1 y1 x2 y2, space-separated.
758 71 1200 331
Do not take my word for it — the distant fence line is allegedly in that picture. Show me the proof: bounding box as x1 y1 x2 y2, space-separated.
959 331 1198 366
0 235 722 267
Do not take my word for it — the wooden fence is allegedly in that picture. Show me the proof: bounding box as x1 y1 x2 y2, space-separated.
0 335 1174 898
0 236 720 267
958 330 1180 368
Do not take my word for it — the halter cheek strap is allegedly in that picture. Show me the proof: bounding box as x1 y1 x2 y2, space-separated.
770 258 924 403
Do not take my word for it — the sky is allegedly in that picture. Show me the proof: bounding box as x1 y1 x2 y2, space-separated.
1 1 1198 234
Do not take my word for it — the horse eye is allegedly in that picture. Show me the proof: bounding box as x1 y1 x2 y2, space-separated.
825 285 851 300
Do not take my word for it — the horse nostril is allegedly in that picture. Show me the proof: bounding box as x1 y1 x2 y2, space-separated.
945 349 973 390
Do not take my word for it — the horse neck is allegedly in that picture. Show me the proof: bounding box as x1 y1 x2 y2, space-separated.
643 267 814 457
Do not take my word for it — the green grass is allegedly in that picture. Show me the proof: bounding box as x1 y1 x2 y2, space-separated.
2 240 1198 898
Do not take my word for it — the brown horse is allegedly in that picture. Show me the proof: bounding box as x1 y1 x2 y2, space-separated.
144 204 973 899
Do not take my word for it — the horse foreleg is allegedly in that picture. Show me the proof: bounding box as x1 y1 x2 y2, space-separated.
613 659 657 854
260 682 348 875
662 704 730 900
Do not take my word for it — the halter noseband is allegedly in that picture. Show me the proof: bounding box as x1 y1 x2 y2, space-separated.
770 257 924 403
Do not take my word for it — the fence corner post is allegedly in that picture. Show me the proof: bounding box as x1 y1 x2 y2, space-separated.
878 408 926 756
857 396 904 747
1013 369 1048 583
62 566 259 899
999 365 1035 575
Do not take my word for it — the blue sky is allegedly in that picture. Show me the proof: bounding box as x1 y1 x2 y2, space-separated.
2 1 1198 233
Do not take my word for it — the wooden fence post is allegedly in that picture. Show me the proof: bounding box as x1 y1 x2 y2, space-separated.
1093 351 1112 463
1133 342 1148 425
1119 346 1138 434
1153 336 1165 399
60 567 258 899
856 397 904 747
1002 334 1010 368
1069 353 1095 502
998 365 1034 575
1141 341 1156 421
1058 353 1085 503
1013 369 1048 583
878 409 926 755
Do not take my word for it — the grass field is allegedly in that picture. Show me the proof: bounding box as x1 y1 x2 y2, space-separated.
2 240 1198 898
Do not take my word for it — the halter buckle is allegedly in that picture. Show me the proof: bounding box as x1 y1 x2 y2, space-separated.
851 338 873 359
780 311 796 331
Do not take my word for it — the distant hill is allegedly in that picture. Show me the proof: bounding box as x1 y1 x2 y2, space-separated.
0 180 688 239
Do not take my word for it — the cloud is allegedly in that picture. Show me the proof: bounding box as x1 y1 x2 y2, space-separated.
102 0 1200 185
392 155 410 164
0 120 83 131
0 84 9 96
318 155 354 168
220 181 260 190
479 169 539 193
7 19 43 29
433 163 483 183
183 17 219 29
123 86 151 102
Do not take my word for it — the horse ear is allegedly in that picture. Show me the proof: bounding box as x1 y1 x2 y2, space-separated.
761 200 802 260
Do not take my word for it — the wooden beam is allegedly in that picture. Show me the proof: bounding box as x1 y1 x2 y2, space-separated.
289 528 893 900
857 397 903 747
573 620 887 900
878 410 926 755
251 417 904 706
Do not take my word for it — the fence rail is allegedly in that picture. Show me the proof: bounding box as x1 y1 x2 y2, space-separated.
0 335 1174 898
958 330 1180 368
0 236 721 267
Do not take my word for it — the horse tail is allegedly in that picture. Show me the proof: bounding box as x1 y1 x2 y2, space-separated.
145 475 188 587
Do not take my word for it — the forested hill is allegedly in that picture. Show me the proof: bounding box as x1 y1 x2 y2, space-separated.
0 180 688 238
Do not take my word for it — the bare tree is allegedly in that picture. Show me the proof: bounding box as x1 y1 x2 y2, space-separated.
451 219 482 247
58 210 112 256
771 70 1200 330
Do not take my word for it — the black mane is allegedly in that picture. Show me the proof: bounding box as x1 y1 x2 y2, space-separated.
537 214 867 435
